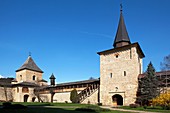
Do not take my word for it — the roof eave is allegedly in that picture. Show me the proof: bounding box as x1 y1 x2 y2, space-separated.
15 68 44 73
97 42 145 58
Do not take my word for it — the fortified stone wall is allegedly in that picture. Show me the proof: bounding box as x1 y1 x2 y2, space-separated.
39 89 99 104
100 46 142 106
39 93 51 102
53 92 72 103
0 87 13 102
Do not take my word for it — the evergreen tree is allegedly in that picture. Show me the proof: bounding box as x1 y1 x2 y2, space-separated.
70 88 79 103
138 62 159 105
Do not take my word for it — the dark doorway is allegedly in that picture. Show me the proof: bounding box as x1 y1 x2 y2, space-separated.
32 97 36 102
112 94 123 105
24 95 29 102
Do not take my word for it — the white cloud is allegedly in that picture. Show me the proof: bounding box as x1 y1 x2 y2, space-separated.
0 75 4 78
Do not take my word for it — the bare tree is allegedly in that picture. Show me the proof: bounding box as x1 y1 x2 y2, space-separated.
3 85 8 101
160 54 170 71
34 87 43 102
50 88 55 103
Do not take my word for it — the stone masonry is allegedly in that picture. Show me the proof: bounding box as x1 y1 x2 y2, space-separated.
99 44 143 106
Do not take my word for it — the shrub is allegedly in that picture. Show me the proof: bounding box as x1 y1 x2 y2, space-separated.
0 100 6 102
152 92 170 110
70 88 79 103
129 103 139 108
97 103 102 106
143 105 147 109
65 101 68 103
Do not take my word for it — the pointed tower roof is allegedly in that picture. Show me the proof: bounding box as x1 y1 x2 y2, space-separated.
113 5 131 47
49 73 56 79
16 56 43 73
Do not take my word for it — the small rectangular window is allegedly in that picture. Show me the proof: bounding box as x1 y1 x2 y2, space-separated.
124 71 126 76
130 49 132 59
110 73 112 78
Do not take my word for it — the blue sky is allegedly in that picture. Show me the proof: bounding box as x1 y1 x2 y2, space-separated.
0 0 170 83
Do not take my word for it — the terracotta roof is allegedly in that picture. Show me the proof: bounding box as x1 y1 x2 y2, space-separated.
113 9 131 47
16 56 43 73
97 42 145 58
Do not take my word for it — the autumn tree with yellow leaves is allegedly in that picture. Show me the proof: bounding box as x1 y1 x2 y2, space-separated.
152 92 170 110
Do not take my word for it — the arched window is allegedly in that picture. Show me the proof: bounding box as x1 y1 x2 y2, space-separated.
33 75 36 80
22 87 29 93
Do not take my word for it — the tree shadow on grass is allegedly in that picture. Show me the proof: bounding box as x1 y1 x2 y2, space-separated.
0 106 98 113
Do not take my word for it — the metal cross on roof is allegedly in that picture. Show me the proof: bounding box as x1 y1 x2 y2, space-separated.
120 3 123 12
29 52 31 56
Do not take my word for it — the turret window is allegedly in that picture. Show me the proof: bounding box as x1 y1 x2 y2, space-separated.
33 75 36 80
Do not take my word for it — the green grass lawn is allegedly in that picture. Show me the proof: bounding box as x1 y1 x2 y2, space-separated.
120 106 170 113
1 102 170 113
0 107 131 113
0 102 131 113
0 102 88 107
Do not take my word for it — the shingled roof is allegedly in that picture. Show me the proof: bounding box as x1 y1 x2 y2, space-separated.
0 78 14 87
113 8 131 47
16 56 43 73
56 78 99 87
49 73 56 79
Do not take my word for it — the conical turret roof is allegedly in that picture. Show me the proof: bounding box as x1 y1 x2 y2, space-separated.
50 73 56 79
113 8 131 47
16 56 43 73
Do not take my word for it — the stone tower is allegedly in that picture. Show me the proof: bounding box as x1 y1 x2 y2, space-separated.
15 55 43 83
98 7 145 106
13 55 46 102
